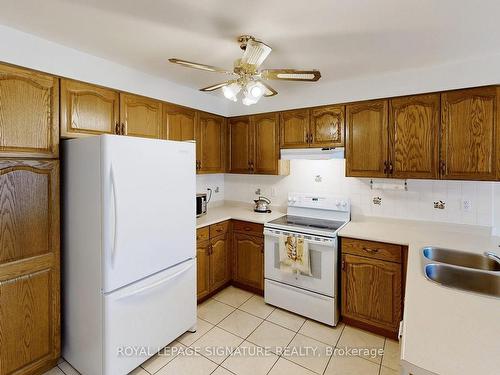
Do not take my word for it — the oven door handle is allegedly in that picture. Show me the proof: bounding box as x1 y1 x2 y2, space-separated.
264 229 335 246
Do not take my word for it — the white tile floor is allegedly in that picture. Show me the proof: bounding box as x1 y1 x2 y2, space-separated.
50 286 401 375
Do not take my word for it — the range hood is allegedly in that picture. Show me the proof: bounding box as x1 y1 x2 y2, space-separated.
280 147 344 160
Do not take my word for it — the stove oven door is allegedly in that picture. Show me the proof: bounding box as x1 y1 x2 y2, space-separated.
263 227 337 297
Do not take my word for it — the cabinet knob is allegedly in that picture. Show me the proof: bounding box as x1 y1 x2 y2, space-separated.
120 123 125 135
362 247 379 254
115 122 120 134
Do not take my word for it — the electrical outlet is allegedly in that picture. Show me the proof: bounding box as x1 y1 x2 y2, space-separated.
462 199 472 212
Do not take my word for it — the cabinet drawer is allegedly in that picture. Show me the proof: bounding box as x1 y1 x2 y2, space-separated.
232 220 264 237
210 221 230 238
342 237 402 263
196 227 209 242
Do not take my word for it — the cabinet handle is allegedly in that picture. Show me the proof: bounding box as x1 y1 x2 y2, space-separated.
383 160 388 174
440 160 446 175
362 247 379 254
389 161 394 174
342 260 345 271
309 133 313 143
121 123 125 135
115 122 120 134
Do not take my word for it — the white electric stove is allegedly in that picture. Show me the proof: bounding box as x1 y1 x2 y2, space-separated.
264 193 350 326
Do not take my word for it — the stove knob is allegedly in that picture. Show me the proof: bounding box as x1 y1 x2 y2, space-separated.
335 201 341 208
341 201 348 208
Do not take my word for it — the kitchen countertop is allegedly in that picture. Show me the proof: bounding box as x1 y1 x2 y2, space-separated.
339 216 500 375
196 201 286 229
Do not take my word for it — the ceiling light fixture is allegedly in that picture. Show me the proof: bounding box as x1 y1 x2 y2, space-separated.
222 82 240 102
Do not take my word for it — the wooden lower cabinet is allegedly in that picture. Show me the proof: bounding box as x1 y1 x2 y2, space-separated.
196 222 231 301
196 240 211 300
341 237 405 339
232 231 264 293
0 160 60 375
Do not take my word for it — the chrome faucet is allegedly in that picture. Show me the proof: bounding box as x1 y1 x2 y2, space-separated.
484 252 500 265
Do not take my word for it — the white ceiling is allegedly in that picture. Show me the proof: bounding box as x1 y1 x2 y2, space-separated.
1 0 500 111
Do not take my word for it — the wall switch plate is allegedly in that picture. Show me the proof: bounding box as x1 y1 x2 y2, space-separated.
462 199 472 212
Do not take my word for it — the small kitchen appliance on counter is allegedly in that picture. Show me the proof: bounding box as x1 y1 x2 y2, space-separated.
264 193 350 326
196 192 207 217
254 196 272 213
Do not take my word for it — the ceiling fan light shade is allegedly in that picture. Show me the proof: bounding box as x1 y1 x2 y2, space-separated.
241 39 272 67
222 83 240 101
242 81 265 105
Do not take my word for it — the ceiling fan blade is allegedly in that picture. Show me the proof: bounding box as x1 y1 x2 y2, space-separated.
258 80 278 97
241 39 272 67
261 69 321 82
199 82 231 92
169 58 235 75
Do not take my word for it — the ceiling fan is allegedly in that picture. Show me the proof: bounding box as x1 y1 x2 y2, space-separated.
169 35 321 105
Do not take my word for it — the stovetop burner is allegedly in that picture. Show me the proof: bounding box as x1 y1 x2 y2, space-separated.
267 215 346 232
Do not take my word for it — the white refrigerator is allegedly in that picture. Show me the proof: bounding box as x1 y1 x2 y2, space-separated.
62 135 196 375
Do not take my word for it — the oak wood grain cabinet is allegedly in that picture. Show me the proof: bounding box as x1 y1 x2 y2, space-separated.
280 108 310 148
162 103 196 141
196 112 226 174
196 222 231 301
120 93 162 138
60 79 120 138
309 105 345 147
228 116 253 173
441 87 498 180
0 64 59 158
232 221 264 293
346 99 388 177
389 94 440 179
341 237 405 339
0 160 60 375
228 113 289 175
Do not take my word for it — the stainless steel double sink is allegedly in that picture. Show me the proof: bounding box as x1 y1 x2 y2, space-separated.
422 246 500 298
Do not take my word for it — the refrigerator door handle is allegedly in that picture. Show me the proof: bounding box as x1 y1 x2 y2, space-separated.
114 261 193 300
110 163 118 267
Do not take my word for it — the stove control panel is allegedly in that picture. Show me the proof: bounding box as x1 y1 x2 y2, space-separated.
287 193 350 212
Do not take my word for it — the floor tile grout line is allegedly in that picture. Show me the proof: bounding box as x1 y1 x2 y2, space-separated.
321 323 347 375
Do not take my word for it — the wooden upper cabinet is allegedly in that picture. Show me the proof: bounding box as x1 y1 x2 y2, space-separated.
441 87 498 180
252 113 280 174
120 93 162 138
389 94 440 179
162 104 196 141
310 105 345 147
346 100 389 177
0 64 59 158
280 109 310 148
0 160 60 375
197 112 225 173
60 79 120 138
228 116 253 174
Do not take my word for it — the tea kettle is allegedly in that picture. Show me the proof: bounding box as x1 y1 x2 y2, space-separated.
254 196 272 213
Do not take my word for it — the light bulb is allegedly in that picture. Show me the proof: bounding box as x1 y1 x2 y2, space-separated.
250 85 263 98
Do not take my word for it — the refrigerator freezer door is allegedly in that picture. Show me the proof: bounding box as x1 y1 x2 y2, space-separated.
101 135 196 292
103 259 196 375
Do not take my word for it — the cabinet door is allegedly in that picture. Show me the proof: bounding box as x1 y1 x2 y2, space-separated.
252 113 280 174
280 109 310 148
389 94 440 179
60 79 120 138
196 240 210 300
346 100 389 177
310 105 345 147
120 93 161 138
162 104 196 141
210 234 231 291
0 160 60 375
441 87 497 180
233 232 264 291
228 116 253 173
0 64 59 158
197 113 226 173
341 254 401 333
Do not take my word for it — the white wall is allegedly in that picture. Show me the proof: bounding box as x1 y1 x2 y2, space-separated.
223 160 496 227
493 184 500 235
0 24 228 115
196 174 225 205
